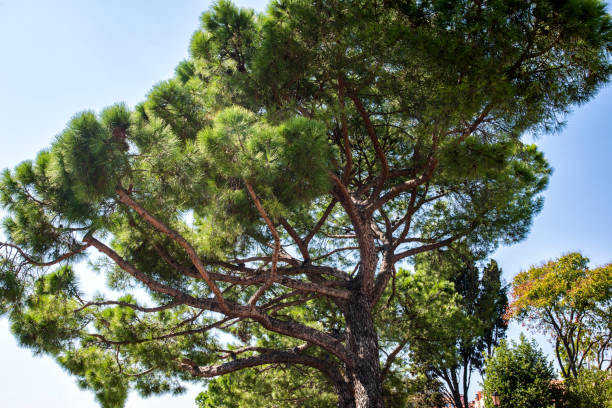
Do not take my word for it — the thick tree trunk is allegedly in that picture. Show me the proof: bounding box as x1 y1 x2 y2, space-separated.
335 381 357 408
342 295 385 408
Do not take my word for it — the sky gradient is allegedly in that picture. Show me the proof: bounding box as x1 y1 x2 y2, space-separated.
1 1 611 406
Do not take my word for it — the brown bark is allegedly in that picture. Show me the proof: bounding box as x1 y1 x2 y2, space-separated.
335 381 357 408
343 294 385 408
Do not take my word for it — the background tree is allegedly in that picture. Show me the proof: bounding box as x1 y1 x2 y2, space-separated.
376 267 464 407
410 248 508 408
508 252 612 379
563 368 612 408
1 1 611 407
482 335 561 408
384 371 446 408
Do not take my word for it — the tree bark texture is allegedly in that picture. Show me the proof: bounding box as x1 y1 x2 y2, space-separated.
343 294 385 408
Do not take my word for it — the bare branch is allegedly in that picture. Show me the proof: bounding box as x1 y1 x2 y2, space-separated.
380 338 409 381
305 198 337 245
328 172 366 241
1 241 91 267
312 246 360 262
322 233 357 239
392 235 462 263
208 270 351 299
447 104 493 144
87 317 235 346
73 299 183 314
280 217 310 261
368 157 438 213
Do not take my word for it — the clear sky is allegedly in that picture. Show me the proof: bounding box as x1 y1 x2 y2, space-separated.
0 1 611 407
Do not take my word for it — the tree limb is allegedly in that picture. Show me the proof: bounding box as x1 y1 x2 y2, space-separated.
115 187 230 314
245 181 281 307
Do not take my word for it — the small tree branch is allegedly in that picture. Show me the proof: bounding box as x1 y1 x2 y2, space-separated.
380 338 409 380
1 241 91 267
304 199 337 245
368 156 437 213
280 217 310 262
209 271 351 299
245 181 281 307
87 317 235 346
346 89 388 197
338 76 353 185
73 299 182 314
312 246 361 262
392 235 463 262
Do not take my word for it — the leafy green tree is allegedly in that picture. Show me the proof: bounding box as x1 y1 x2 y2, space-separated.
376 267 465 408
482 335 561 408
1 1 611 407
411 249 508 408
563 368 612 408
508 253 612 379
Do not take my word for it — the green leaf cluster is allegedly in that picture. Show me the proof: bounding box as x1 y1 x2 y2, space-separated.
483 335 561 408
563 368 612 408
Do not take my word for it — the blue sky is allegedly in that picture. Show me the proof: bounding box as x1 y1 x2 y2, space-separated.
0 1 611 406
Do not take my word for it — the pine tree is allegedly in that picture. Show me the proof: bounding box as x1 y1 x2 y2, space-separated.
1 1 611 407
